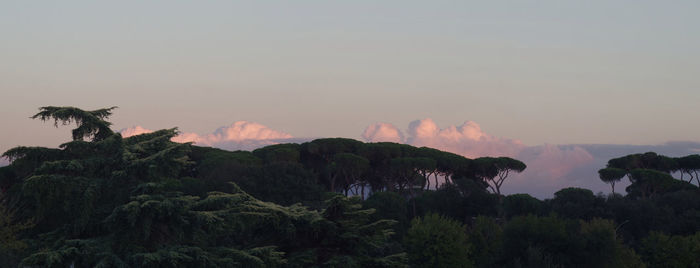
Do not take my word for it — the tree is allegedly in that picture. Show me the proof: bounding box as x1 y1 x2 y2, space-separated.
598 167 627 195
607 152 677 174
502 193 542 219
31 106 118 141
333 153 370 197
549 188 604 220
627 169 678 199
473 157 526 200
404 213 473 268
0 193 34 266
6 106 409 267
466 216 503 268
675 154 700 184
639 231 700 268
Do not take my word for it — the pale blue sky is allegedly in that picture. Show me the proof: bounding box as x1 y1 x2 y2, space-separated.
2 0 699 154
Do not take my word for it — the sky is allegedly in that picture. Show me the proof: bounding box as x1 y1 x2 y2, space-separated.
1 1 699 198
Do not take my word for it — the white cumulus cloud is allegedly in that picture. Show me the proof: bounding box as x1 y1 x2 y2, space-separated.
362 123 404 143
119 121 297 151
404 118 524 158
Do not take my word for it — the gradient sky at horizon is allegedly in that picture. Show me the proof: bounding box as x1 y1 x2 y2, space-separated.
2 1 699 154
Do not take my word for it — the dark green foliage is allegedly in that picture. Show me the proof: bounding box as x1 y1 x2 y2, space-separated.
676 154 700 184
32 106 117 141
607 152 678 173
626 169 692 199
467 216 503 268
549 188 605 220
639 231 700 268
502 215 642 268
4 107 700 266
502 193 543 219
238 162 324 206
473 157 526 197
364 191 409 236
313 195 407 268
404 213 473 268
253 143 301 164
598 167 627 194
0 195 34 267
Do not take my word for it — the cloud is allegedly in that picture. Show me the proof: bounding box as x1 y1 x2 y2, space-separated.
120 121 301 151
0 157 8 167
119 125 153 137
362 123 404 143
361 119 623 198
121 119 700 199
403 118 524 158
505 145 596 197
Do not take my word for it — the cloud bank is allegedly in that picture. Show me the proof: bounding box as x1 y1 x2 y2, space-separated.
361 119 597 198
120 121 304 151
119 119 699 199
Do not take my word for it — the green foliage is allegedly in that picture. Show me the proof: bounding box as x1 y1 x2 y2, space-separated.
598 167 627 194
626 169 690 199
404 213 473 268
676 154 700 184
639 231 700 268
253 143 301 164
5 107 700 267
467 216 503 268
503 215 645 268
549 188 605 220
316 195 407 268
607 152 678 173
238 162 324 206
364 191 409 236
32 106 117 141
502 193 542 219
473 157 526 197
0 196 34 266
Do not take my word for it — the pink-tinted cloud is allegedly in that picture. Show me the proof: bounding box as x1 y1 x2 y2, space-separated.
404 118 524 158
362 119 598 198
119 121 296 150
517 145 594 180
504 145 595 196
119 126 153 137
362 123 404 143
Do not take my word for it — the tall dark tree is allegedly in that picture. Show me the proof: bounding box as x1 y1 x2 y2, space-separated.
31 106 118 141
598 167 627 194
473 157 526 200
675 154 700 184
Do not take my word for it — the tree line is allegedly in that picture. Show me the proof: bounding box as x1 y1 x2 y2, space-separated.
0 106 698 267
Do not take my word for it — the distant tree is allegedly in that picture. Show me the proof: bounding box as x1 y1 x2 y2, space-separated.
675 154 700 184
549 188 604 220
300 138 364 192
252 143 301 163
238 162 324 206
390 157 434 197
607 152 677 174
502 193 542 219
473 157 526 200
627 169 679 199
404 213 473 268
332 153 370 197
598 167 627 194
